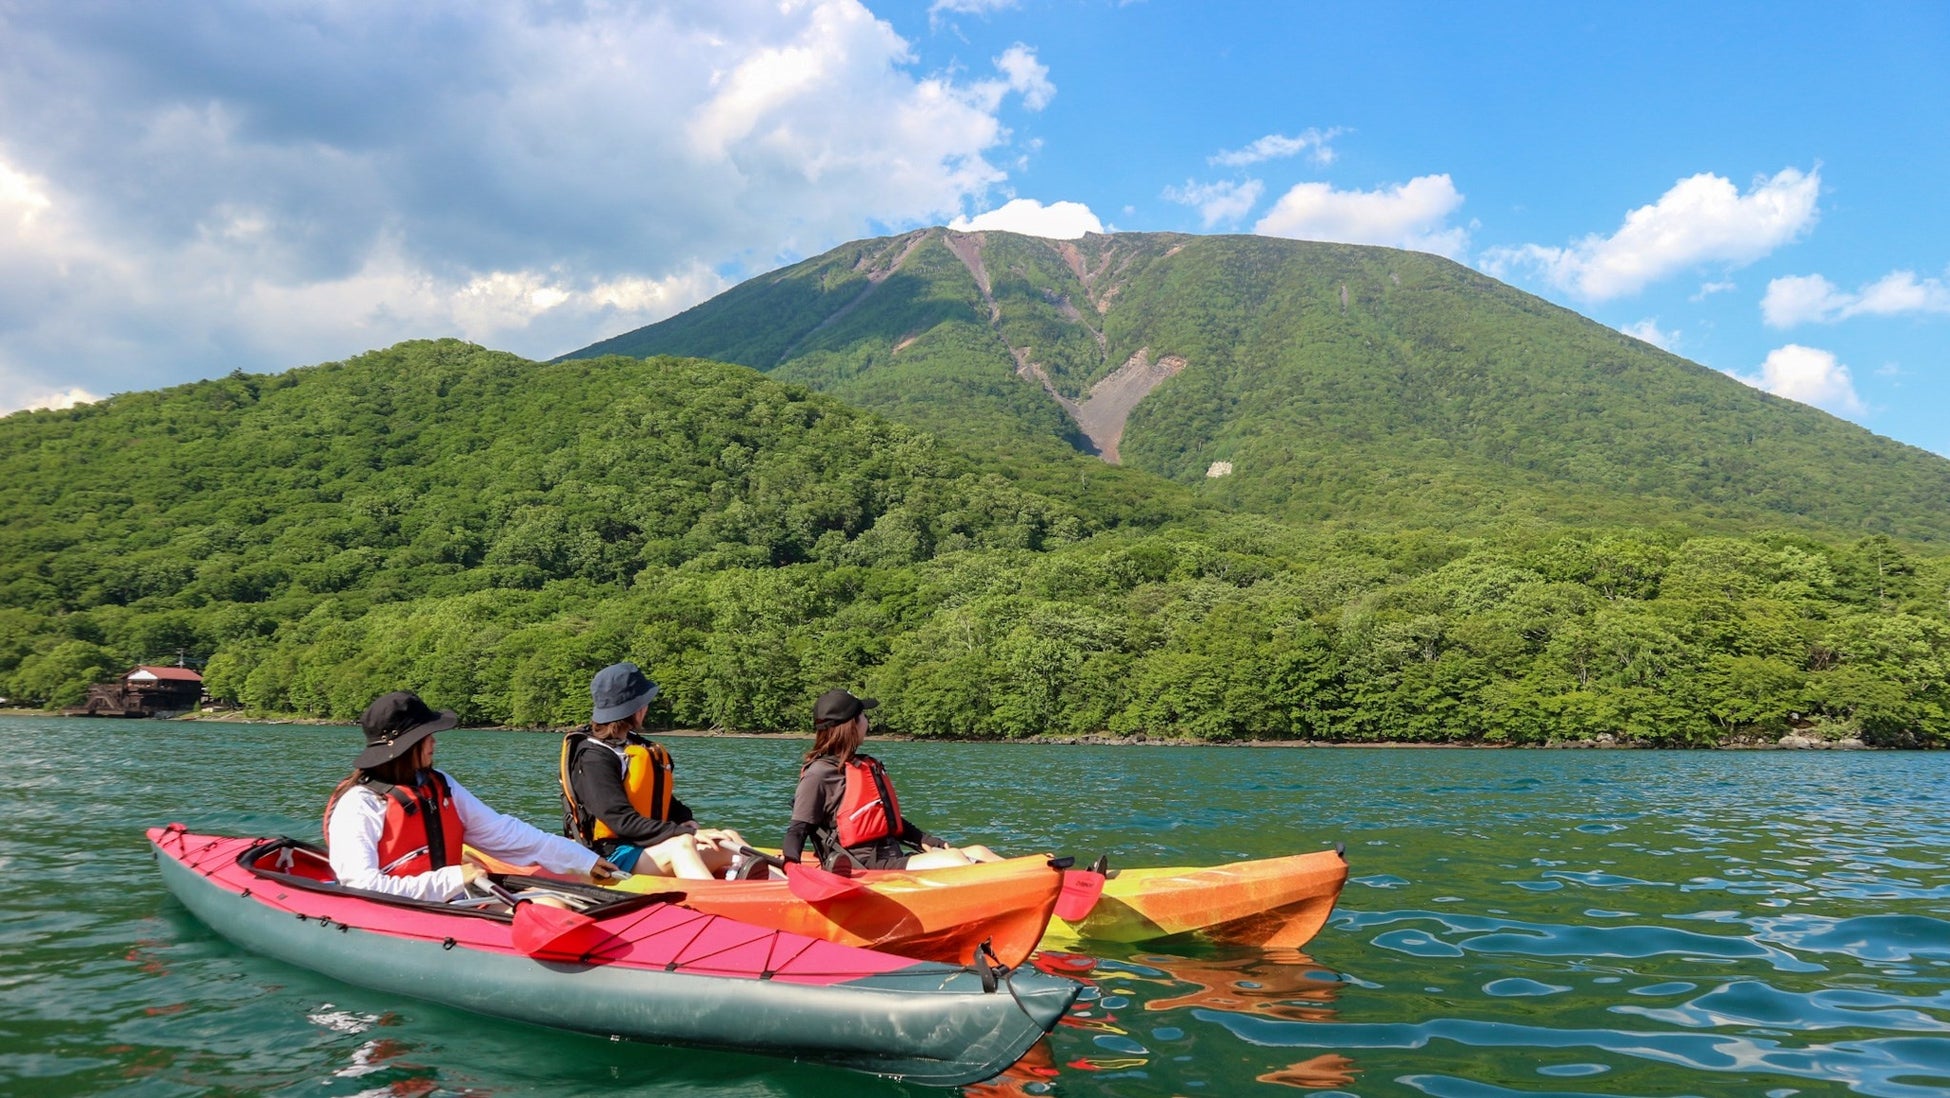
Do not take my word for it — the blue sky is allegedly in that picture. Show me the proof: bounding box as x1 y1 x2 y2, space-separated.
2 1 1946 458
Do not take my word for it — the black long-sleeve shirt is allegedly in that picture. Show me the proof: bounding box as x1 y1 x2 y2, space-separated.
565 734 696 854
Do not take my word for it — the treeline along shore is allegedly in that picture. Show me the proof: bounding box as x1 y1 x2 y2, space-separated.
4 335 1949 750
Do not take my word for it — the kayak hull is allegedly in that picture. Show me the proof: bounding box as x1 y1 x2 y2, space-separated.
608 854 1063 967
150 826 1078 1086
1042 849 1348 948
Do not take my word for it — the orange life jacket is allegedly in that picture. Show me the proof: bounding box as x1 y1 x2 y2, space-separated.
834 754 904 848
325 770 464 877
560 731 675 845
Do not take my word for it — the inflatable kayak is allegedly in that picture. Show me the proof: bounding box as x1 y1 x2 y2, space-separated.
149 825 1080 1086
1042 847 1348 948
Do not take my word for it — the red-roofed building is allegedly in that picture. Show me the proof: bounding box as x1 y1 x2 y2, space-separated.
79 665 205 718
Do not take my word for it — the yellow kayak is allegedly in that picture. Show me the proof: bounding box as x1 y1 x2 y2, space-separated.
1042 848 1348 949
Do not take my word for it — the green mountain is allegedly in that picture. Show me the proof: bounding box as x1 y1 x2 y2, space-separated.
571 229 1950 540
4 262 1947 747
0 341 1134 720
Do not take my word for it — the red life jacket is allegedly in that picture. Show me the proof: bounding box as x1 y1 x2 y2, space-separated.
834 754 904 847
326 770 464 877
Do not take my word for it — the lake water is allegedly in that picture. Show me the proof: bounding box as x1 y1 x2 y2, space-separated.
4 715 1947 1097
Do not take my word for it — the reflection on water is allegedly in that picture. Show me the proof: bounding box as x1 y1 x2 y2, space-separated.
978 948 1354 1093
3 717 1949 1096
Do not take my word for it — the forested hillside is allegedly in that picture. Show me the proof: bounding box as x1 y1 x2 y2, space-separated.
573 230 1950 540
2 338 1947 747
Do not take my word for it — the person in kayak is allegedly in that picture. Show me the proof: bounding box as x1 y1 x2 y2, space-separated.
560 662 750 879
783 688 1002 871
326 690 621 902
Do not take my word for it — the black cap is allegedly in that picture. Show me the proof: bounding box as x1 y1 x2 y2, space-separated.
814 688 878 730
355 690 457 769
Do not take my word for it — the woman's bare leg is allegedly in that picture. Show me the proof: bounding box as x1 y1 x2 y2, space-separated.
641 834 715 879
902 848 977 869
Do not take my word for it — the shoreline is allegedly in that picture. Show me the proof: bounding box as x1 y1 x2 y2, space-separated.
0 708 1897 749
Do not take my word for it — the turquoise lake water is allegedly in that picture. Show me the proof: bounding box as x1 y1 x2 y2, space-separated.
3 715 1947 1096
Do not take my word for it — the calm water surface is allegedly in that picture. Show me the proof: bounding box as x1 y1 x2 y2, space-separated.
3 716 1947 1097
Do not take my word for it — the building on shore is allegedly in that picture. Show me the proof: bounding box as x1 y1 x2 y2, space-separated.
72 666 205 718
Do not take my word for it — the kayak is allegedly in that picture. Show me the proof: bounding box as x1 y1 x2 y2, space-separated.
1042 848 1348 948
149 825 1080 1086
471 848 1070 968
614 854 1067 967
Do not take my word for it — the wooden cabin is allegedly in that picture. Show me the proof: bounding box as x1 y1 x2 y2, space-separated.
78 666 205 718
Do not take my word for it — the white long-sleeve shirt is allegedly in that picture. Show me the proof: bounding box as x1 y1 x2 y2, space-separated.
326 771 598 903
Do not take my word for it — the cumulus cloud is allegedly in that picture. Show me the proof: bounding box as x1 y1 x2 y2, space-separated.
949 198 1103 239
1481 167 1820 301
1253 174 1468 258
1728 344 1865 416
1620 318 1677 351
1762 269 1950 327
0 369 101 416
1211 128 1343 168
1162 179 1265 228
0 0 1050 398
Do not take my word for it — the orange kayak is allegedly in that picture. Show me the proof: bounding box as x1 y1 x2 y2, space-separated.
1042 848 1348 949
468 848 1065 967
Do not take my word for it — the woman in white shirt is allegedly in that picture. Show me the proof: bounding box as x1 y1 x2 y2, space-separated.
325 690 619 902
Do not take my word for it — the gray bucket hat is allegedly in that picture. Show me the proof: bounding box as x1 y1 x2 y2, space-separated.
591 662 659 724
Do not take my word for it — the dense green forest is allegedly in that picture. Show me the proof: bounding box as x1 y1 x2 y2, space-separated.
3 339 1946 746
576 230 1950 541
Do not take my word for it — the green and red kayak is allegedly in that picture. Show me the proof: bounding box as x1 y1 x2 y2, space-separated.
149 825 1080 1086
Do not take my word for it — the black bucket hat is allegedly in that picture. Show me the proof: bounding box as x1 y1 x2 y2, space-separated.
813 688 878 730
356 690 458 769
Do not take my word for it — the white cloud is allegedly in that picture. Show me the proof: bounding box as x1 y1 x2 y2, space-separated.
1162 179 1265 228
1761 274 1844 327
0 367 101 416
1253 174 1469 258
0 1 1049 399
949 198 1103 239
1763 269 1950 327
1620 318 1677 350
930 0 1021 16
1482 167 1820 301
992 45 1054 110
1211 128 1343 168
1728 344 1865 416
1692 279 1736 301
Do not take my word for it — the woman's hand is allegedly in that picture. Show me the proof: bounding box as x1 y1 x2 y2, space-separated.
460 862 487 886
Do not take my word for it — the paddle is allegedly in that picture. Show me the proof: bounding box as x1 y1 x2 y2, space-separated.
740 846 866 903
1052 854 1107 921
480 879 602 956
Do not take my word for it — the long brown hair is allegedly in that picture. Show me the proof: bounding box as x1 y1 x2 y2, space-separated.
803 715 865 766
324 740 435 835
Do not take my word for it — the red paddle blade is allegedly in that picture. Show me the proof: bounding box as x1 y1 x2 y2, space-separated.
1055 869 1106 922
510 900 600 956
784 861 866 903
